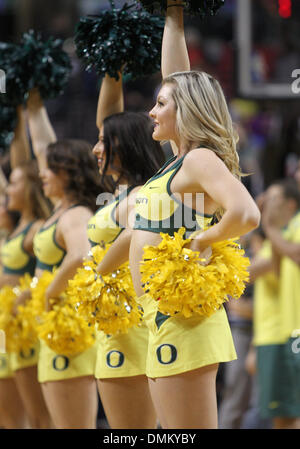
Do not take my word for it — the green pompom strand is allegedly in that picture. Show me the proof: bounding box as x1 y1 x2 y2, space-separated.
0 99 17 152
75 1 164 81
0 42 29 106
0 31 71 106
20 30 72 100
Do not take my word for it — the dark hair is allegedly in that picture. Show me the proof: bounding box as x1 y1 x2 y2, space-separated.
47 139 104 212
18 160 52 219
4 195 20 228
274 178 300 209
102 112 165 188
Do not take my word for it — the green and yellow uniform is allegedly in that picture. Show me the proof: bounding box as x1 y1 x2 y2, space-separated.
253 240 282 347
133 155 237 378
90 187 150 379
265 212 300 418
33 208 98 383
255 217 300 419
253 239 283 418
1 222 36 276
279 211 300 341
0 223 38 376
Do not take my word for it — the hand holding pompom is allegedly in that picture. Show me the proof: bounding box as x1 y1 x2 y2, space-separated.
140 227 250 318
67 244 143 336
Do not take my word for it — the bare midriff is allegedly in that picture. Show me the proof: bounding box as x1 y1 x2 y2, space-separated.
129 230 163 297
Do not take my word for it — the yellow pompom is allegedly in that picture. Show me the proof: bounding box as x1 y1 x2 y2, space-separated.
0 274 39 352
67 243 143 335
38 300 95 356
24 270 96 355
0 286 18 350
10 274 48 352
140 227 250 318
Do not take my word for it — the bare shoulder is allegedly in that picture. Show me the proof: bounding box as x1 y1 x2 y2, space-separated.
29 219 45 237
59 205 92 228
183 148 230 178
184 148 223 168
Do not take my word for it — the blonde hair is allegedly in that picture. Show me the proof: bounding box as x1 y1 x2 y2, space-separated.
162 71 241 180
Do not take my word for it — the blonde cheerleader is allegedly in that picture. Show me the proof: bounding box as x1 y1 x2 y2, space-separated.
126 1 260 429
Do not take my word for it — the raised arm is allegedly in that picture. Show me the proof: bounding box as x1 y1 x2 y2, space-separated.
96 72 124 130
26 89 56 170
162 0 190 79
10 106 31 169
0 165 8 194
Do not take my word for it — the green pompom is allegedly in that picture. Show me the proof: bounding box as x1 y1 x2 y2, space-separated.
0 100 17 152
75 2 164 81
20 30 72 100
135 0 225 17
0 31 72 106
0 42 29 106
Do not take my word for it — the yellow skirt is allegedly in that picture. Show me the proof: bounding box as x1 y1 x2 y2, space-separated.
38 339 98 383
138 294 237 378
9 343 40 372
94 323 149 379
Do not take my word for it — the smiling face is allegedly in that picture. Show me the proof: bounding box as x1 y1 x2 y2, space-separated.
92 125 122 180
149 83 178 143
92 126 106 175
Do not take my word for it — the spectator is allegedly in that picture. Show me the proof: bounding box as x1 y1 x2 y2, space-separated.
260 177 300 428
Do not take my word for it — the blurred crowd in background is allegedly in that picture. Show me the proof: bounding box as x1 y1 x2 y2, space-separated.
1 0 300 429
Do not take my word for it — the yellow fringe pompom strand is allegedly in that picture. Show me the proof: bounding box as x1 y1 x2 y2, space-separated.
140 227 250 318
0 285 18 351
38 301 96 356
0 274 39 353
30 270 96 356
67 244 143 335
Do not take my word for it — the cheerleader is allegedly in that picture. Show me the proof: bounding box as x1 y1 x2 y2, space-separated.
0 107 52 428
0 191 26 429
101 1 260 428
85 64 165 429
25 89 103 429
